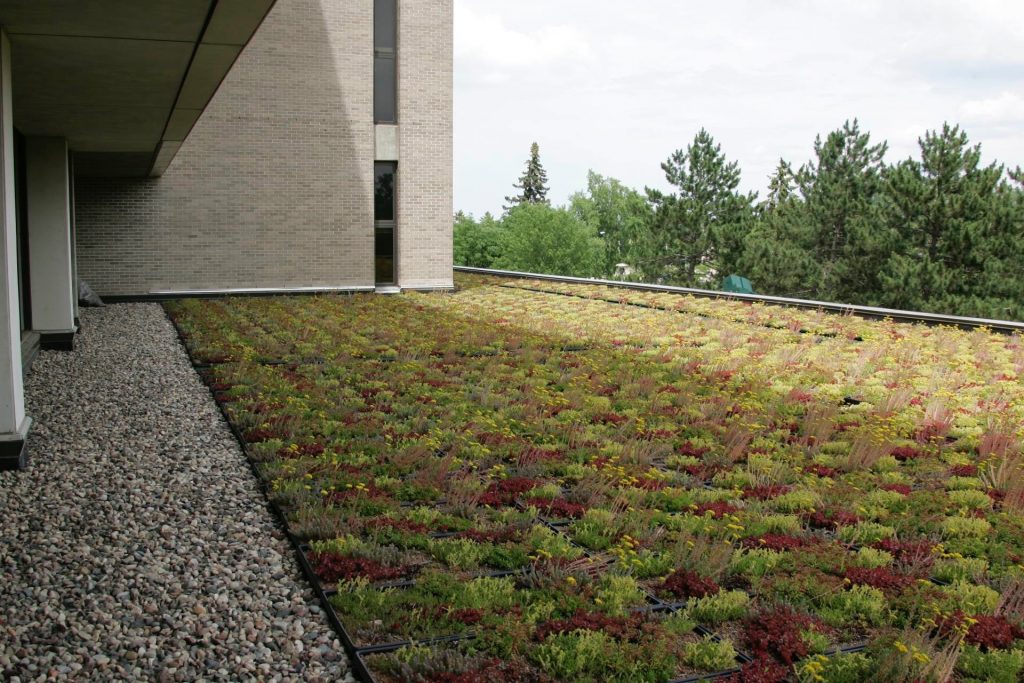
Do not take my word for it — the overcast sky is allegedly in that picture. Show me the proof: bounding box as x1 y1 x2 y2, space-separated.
454 0 1024 218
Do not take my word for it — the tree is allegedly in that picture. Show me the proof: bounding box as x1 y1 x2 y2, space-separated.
798 119 891 303
453 211 503 268
504 142 550 211
763 159 798 212
643 130 755 286
493 203 604 277
878 124 1013 316
570 171 653 278
1010 166 1024 189
739 163 819 296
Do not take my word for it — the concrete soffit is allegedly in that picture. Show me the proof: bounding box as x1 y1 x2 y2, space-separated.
0 0 276 179
150 0 276 177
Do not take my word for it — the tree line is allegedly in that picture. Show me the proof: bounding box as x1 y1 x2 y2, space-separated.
455 121 1024 319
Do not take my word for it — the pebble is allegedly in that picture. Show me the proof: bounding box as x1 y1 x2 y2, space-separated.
0 304 355 682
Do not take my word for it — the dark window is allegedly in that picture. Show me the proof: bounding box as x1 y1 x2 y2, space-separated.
375 163 396 284
374 163 395 222
375 227 395 285
374 56 396 124
374 0 397 123
374 0 396 50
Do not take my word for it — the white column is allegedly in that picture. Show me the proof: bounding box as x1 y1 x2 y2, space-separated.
27 136 76 348
69 153 79 325
0 28 30 469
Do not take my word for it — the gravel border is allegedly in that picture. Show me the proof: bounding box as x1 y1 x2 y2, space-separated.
0 304 355 682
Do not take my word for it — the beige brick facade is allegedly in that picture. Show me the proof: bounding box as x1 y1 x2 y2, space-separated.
74 0 453 296
396 0 454 290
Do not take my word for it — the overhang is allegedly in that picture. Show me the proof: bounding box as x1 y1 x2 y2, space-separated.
0 0 275 178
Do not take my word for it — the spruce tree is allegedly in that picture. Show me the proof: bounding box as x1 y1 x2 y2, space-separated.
644 129 755 286
764 159 797 212
504 142 550 211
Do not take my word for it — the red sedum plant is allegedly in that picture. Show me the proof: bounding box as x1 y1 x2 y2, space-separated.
662 568 721 600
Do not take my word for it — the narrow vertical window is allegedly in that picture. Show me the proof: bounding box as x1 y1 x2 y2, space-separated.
374 0 397 123
375 162 396 285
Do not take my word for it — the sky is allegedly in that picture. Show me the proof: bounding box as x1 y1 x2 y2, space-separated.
454 0 1024 218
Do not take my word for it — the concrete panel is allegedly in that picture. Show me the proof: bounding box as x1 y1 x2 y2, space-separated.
26 137 75 333
175 44 241 110
73 152 153 179
2 2 274 179
375 124 399 161
11 35 193 109
14 104 166 151
0 0 210 42
149 141 182 178
164 108 203 141
203 0 276 46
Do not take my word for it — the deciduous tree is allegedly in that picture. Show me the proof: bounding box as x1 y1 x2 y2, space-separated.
570 171 653 278
494 203 604 277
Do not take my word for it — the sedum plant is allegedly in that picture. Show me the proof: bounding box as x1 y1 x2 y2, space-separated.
682 636 737 672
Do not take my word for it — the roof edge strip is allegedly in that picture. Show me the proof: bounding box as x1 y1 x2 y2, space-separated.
453 266 1024 334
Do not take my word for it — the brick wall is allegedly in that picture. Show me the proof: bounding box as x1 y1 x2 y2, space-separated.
396 0 454 290
75 0 453 296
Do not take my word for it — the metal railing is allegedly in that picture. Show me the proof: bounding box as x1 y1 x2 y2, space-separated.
454 266 1024 334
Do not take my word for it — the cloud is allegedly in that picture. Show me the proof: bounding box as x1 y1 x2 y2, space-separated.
454 1 1024 217
960 92 1024 124
454 3 594 70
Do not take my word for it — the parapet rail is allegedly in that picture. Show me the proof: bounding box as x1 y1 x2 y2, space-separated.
454 266 1024 335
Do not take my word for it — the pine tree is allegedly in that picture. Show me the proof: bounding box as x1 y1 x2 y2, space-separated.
740 164 819 296
798 119 890 303
1010 166 1024 188
878 124 1007 315
504 142 550 211
643 129 755 286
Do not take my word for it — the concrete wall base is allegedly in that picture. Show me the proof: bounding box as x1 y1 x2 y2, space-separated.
39 328 76 351
0 416 32 470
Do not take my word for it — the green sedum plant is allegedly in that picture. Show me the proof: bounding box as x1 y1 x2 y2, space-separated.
837 521 896 545
730 548 785 579
595 574 646 616
957 644 1024 683
683 636 737 671
933 556 988 583
797 652 873 683
820 585 889 627
941 516 992 539
686 589 750 624
852 546 894 569
938 580 1000 614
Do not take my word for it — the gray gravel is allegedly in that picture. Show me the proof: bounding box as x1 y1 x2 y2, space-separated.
0 304 355 682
